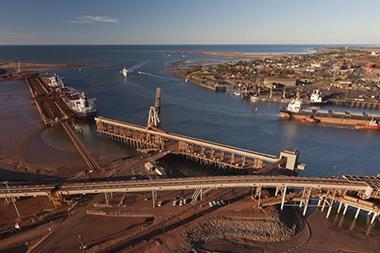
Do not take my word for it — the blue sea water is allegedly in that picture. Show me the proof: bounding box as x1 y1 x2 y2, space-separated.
0 45 379 178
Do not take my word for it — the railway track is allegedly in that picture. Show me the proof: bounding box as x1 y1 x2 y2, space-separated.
61 121 100 172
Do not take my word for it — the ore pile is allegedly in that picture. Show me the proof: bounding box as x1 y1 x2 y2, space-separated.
186 217 296 246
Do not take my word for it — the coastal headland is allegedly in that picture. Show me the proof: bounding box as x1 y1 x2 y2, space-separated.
0 61 112 70
0 61 113 81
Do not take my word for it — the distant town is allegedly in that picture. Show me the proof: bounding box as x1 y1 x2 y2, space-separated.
172 48 380 108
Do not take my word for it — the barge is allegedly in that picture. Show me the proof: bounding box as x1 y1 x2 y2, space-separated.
280 99 380 129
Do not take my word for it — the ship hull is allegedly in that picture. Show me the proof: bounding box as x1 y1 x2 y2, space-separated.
355 124 380 130
307 101 329 106
279 109 379 127
70 110 97 120
62 99 97 120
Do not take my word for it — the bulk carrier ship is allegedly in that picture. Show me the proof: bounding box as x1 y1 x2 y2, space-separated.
280 99 380 130
42 73 97 119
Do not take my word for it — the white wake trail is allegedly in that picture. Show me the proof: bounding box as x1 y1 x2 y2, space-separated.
128 61 149 72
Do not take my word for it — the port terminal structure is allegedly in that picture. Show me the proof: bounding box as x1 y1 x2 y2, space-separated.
4 76 379 228
329 98 380 110
1 174 379 224
96 88 302 173
90 89 378 225
96 116 301 172
22 73 300 174
24 75 100 172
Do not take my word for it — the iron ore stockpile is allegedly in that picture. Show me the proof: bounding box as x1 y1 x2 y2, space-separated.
186 211 297 246
186 217 295 244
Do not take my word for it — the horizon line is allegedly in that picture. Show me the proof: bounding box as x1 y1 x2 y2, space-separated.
0 43 380 47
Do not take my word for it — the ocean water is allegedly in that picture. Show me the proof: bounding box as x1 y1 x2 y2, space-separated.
0 45 379 177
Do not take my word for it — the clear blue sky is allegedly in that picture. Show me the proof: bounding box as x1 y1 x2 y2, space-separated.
1 0 380 45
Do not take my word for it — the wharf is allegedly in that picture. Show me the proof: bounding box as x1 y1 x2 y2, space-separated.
187 76 227 92
329 98 380 109
94 116 299 172
23 74 100 172
25 75 70 127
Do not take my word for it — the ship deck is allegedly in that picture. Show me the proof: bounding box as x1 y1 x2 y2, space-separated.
281 108 380 121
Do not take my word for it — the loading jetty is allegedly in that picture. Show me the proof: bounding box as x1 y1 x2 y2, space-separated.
329 98 380 110
23 73 100 172
187 76 227 92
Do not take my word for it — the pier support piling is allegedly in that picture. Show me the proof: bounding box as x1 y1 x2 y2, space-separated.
280 186 287 210
152 189 157 208
337 202 342 214
302 201 308 216
255 186 262 207
321 198 327 212
371 213 378 224
343 204 349 216
326 200 333 219
104 193 109 205
354 208 361 220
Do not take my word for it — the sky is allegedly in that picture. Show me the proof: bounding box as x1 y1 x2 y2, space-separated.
1 0 380 45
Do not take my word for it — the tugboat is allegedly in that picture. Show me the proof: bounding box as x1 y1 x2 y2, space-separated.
355 118 380 130
309 89 326 105
121 67 128 77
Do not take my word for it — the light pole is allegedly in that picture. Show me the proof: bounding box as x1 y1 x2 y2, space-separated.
3 181 21 219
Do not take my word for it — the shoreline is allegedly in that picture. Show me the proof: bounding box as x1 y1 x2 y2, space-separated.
0 61 113 71
167 47 380 114
169 49 313 59
0 80 85 178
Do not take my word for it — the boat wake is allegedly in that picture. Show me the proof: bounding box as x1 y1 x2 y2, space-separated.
137 71 178 81
128 61 149 72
